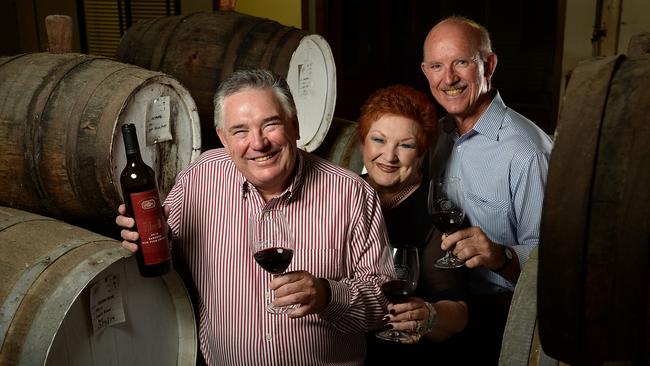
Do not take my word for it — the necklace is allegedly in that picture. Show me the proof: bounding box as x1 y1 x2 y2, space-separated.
382 181 420 210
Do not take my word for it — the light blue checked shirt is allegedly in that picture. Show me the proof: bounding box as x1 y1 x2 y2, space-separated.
440 92 553 294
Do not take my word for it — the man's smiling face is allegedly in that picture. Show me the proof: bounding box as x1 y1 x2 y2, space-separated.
217 87 299 198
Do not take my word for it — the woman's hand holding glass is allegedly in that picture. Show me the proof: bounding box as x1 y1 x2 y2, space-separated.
376 246 421 342
384 297 434 344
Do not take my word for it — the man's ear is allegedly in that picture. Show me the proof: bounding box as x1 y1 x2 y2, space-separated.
485 53 498 84
216 128 230 153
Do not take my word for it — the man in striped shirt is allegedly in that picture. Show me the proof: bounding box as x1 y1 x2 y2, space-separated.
421 17 553 364
117 69 393 365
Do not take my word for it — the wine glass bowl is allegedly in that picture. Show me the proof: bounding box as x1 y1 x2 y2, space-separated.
376 246 420 342
253 246 293 275
428 177 466 269
380 278 417 304
249 210 294 314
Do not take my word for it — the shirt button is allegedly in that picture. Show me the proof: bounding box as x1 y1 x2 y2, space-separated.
457 145 462 151
266 333 272 341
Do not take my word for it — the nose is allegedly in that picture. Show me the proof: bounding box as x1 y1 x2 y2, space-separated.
444 65 459 85
250 129 268 150
383 145 399 163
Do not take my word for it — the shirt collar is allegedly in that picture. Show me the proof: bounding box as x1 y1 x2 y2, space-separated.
471 90 506 142
441 90 506 142
239 149 305 202
284 150 305 201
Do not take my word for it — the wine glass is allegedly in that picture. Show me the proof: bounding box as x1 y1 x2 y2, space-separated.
376 246 420 342
428 176 466 268
249 209 294 314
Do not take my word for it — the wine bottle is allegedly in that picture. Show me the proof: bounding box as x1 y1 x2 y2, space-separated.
120 123 172 277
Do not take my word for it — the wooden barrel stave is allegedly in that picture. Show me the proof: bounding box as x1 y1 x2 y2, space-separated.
538 55 622 362
116 15 187 71
39 57 134 220
499 247 560 366
539 53 650 364
0 53 82 213
313 117 364 175
583 54 650 360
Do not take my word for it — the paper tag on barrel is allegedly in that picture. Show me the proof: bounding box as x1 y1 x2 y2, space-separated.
297 62 313 98
90 273 126 334
146 95 173 145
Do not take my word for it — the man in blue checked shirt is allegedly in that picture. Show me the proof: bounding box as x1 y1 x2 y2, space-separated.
421 16 553 364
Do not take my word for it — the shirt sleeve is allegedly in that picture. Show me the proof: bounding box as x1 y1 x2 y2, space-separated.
163 172 186 239
318 182 393 333
511 150 550 268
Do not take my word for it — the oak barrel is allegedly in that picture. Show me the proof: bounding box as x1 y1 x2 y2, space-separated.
0 53 201 230
313 117 364 174
499 248 559 366
116 10 336 152
0 206 196 365
538 52 650 364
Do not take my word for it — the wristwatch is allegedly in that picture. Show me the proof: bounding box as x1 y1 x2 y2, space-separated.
495 246 513 273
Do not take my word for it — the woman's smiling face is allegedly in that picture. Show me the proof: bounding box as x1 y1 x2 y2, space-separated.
362 114 423 192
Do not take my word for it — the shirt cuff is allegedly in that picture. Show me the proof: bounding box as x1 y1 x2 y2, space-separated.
318 278 349 321
511 243 537 269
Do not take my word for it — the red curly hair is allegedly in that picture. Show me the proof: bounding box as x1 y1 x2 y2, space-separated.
357 85 438 156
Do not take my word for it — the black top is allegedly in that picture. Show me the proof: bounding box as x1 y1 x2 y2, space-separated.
366 181 467 365
382 182 467 302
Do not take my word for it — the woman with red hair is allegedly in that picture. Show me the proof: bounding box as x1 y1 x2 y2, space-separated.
359 85 468 364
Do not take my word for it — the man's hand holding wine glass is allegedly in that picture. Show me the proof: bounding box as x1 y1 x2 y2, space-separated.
440 227 520 282
269 271 331 318
249 209 333 316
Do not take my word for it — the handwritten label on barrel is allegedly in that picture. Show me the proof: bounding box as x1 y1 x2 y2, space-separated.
146 95 172 145
297 62 313 98
90 274 126 334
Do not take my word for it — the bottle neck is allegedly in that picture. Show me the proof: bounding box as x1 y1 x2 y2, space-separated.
125 148 144 163
122 124 144 162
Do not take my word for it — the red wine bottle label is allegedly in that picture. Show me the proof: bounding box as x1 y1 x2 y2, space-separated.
130 189 170 265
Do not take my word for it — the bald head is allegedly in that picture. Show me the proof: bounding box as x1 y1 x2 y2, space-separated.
424 17 492 60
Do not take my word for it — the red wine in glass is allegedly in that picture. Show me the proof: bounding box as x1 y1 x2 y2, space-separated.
430 208 465 234
249 210 295 314
253 247 293 275
428 177 466 268
381 279 416 303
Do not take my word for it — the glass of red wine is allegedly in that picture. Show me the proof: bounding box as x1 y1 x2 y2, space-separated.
376 246 420 342
428 177 466 268
249 209 295 314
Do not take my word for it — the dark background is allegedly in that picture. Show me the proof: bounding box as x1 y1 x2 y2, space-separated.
303 0 564 134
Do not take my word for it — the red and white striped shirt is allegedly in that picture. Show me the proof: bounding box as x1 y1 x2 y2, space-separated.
165 149 392 365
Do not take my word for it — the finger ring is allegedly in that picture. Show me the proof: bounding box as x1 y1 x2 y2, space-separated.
415 321 422 334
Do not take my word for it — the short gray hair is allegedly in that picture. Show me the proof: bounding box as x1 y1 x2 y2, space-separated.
213 69 297 129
